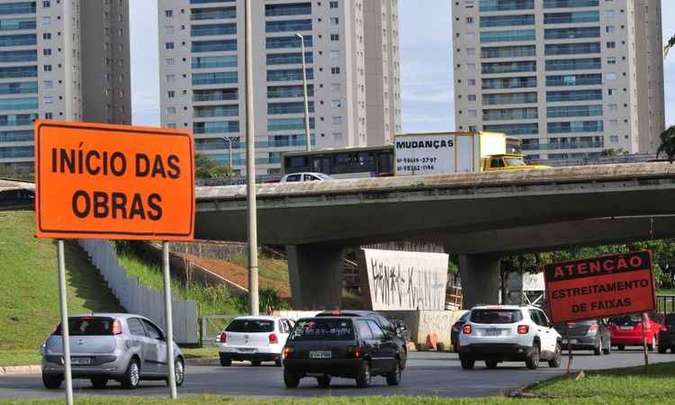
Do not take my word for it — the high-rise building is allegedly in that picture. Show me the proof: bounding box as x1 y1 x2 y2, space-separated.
158 0 401 175
0 0 131 172
452 0 665 161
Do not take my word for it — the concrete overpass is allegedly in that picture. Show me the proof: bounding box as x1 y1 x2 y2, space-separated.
196 162 675 308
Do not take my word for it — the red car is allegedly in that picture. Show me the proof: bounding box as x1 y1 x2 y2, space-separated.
608 313 664 351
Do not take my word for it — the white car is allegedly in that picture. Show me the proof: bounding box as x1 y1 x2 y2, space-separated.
457 305 561 370
280 172 333 183
216 316 295 366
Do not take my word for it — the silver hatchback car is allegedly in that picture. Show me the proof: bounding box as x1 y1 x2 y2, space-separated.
41 313 184 389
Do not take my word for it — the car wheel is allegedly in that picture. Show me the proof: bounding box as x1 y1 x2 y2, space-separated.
219 354 232 367
316 375 331 388
594 339 602 356
526 344 540 370
90 377 108 389
120 358 141 389
602 339 611 355
275 358 283 367
549 344 562 368
42 373 62 390
283 368 300 389
173 358 185 387
460 355 475 370
618 344 625 351
485 360 498 369
355 361 372 388
399 347 407 369
386 359 402 386
251 360 262 367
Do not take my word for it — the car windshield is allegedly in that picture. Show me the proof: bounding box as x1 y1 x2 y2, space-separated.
226 319 274 333
289 318 355 341
504 157 526 166
470 309 523 324
610 315 642 326
53 317 116 336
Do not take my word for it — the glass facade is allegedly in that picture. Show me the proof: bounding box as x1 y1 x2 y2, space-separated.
191 7 236 21
483 92 537 105
482 61 536 74
548 120 603 134
546 89 603 102
265 3 312 17
266 35 313 49
194 104 239 118
268 101 314 114
545 57 601 71
193 88 238 102
0 49 36 62
191 39 237 52
545 42 600 56
266 52 313 65
544 11 599 24
268 117 315 131
480 15 534 28
193 121 240 134
266 68 314 82
265 19 312 33
544 27 600 40
543 0 598 8
482 76 537 89
192 71 238 85
191 23 236 36
483 107 538 121
483 123 539 135
547 105 603 118
268 84 314 98
192 55 237 69
481 45 536 59
480 29 535 43
0 17 35 31
546 73 602 86
0 97 37 111
480 0 534 12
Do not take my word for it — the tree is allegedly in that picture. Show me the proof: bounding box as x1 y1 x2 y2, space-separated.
195 153 234 178
666 34 675 57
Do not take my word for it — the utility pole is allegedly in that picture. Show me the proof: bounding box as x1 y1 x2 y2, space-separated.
296 33 311 152
221 136 233 172
244 0 259 315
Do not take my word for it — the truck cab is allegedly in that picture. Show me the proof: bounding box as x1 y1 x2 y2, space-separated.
482 154 549 172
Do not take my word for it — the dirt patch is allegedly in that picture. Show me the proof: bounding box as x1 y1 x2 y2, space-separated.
181 254 291 298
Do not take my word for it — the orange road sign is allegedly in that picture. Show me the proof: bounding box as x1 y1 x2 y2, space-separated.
35 120 195 241
544 251 656 323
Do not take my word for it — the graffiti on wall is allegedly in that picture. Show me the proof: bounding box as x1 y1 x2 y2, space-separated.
363 249 449 310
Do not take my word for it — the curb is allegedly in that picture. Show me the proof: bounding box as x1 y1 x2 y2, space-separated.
0 365 41 376
185 358 219 367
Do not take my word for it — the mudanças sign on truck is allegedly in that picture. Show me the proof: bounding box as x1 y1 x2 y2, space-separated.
393 131 546 176
543 251 656 323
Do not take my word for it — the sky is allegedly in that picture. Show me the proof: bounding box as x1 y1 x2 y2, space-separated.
130 1 675 131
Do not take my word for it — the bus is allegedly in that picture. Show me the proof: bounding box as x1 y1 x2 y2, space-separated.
281 136 522 179
282 145 395 178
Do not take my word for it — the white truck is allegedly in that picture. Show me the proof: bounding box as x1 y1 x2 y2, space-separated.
394 131 546 176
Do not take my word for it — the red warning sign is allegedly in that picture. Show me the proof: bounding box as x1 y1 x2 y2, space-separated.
544 251 656 323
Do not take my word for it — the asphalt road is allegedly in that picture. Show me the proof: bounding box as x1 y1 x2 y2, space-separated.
1 350 673 400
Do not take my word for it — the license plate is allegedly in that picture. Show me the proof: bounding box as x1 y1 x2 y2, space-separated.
237 348 256 353
620 326 633 330
563 339 577 344
484 329 502 336
309 351 332 359
71 357 91 365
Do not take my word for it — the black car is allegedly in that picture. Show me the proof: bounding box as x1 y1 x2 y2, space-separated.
658 313 675 353
316 310 407 368
451 312 470 351
282 316 403 388
553 320 611 355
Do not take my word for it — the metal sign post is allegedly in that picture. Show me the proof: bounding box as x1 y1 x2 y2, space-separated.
641 314 649 366
162 242 177 399
57 240 73 405
566 322 573 376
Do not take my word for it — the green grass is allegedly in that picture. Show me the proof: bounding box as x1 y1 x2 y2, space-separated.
0 211 122 366
531 361 675 402
118 253 238 317
181 346 219 360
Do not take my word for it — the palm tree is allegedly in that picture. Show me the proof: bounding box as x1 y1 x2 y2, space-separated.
658 35 675 162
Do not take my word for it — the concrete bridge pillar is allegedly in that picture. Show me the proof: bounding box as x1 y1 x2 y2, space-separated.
459 254 501 309
286 244 345 310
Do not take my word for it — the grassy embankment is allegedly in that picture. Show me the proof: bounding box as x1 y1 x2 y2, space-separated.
0 211 122 366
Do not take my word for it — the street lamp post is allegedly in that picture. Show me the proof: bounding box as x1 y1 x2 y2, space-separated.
295 33 311 152
221 136 233 172
244 0 259 316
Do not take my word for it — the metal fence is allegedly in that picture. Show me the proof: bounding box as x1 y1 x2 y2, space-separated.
78 240 199 344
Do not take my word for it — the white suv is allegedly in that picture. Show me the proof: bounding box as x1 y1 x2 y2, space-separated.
216 316 295 366
457 305 561 370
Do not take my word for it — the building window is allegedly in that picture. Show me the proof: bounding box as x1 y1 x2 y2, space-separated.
606 41 616 48
332 116 342 125
43 49 51 56
331 99 342 108
42 16 51 25
331 67 340 74
45 112 52 119
165 10 173 17
43 33 51 40
329 1 338 8
44 65 52 71
43 1 50 7
165 42 174 49
466 16 473 23
607 57 616 64
330 33 339 41
168 90 175 98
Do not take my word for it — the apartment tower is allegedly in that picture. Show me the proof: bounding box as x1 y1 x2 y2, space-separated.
452 0 665 160
0 0 131 171
158 0 401 175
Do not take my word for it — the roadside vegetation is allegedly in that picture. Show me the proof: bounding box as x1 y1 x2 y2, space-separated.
0 211 122 366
